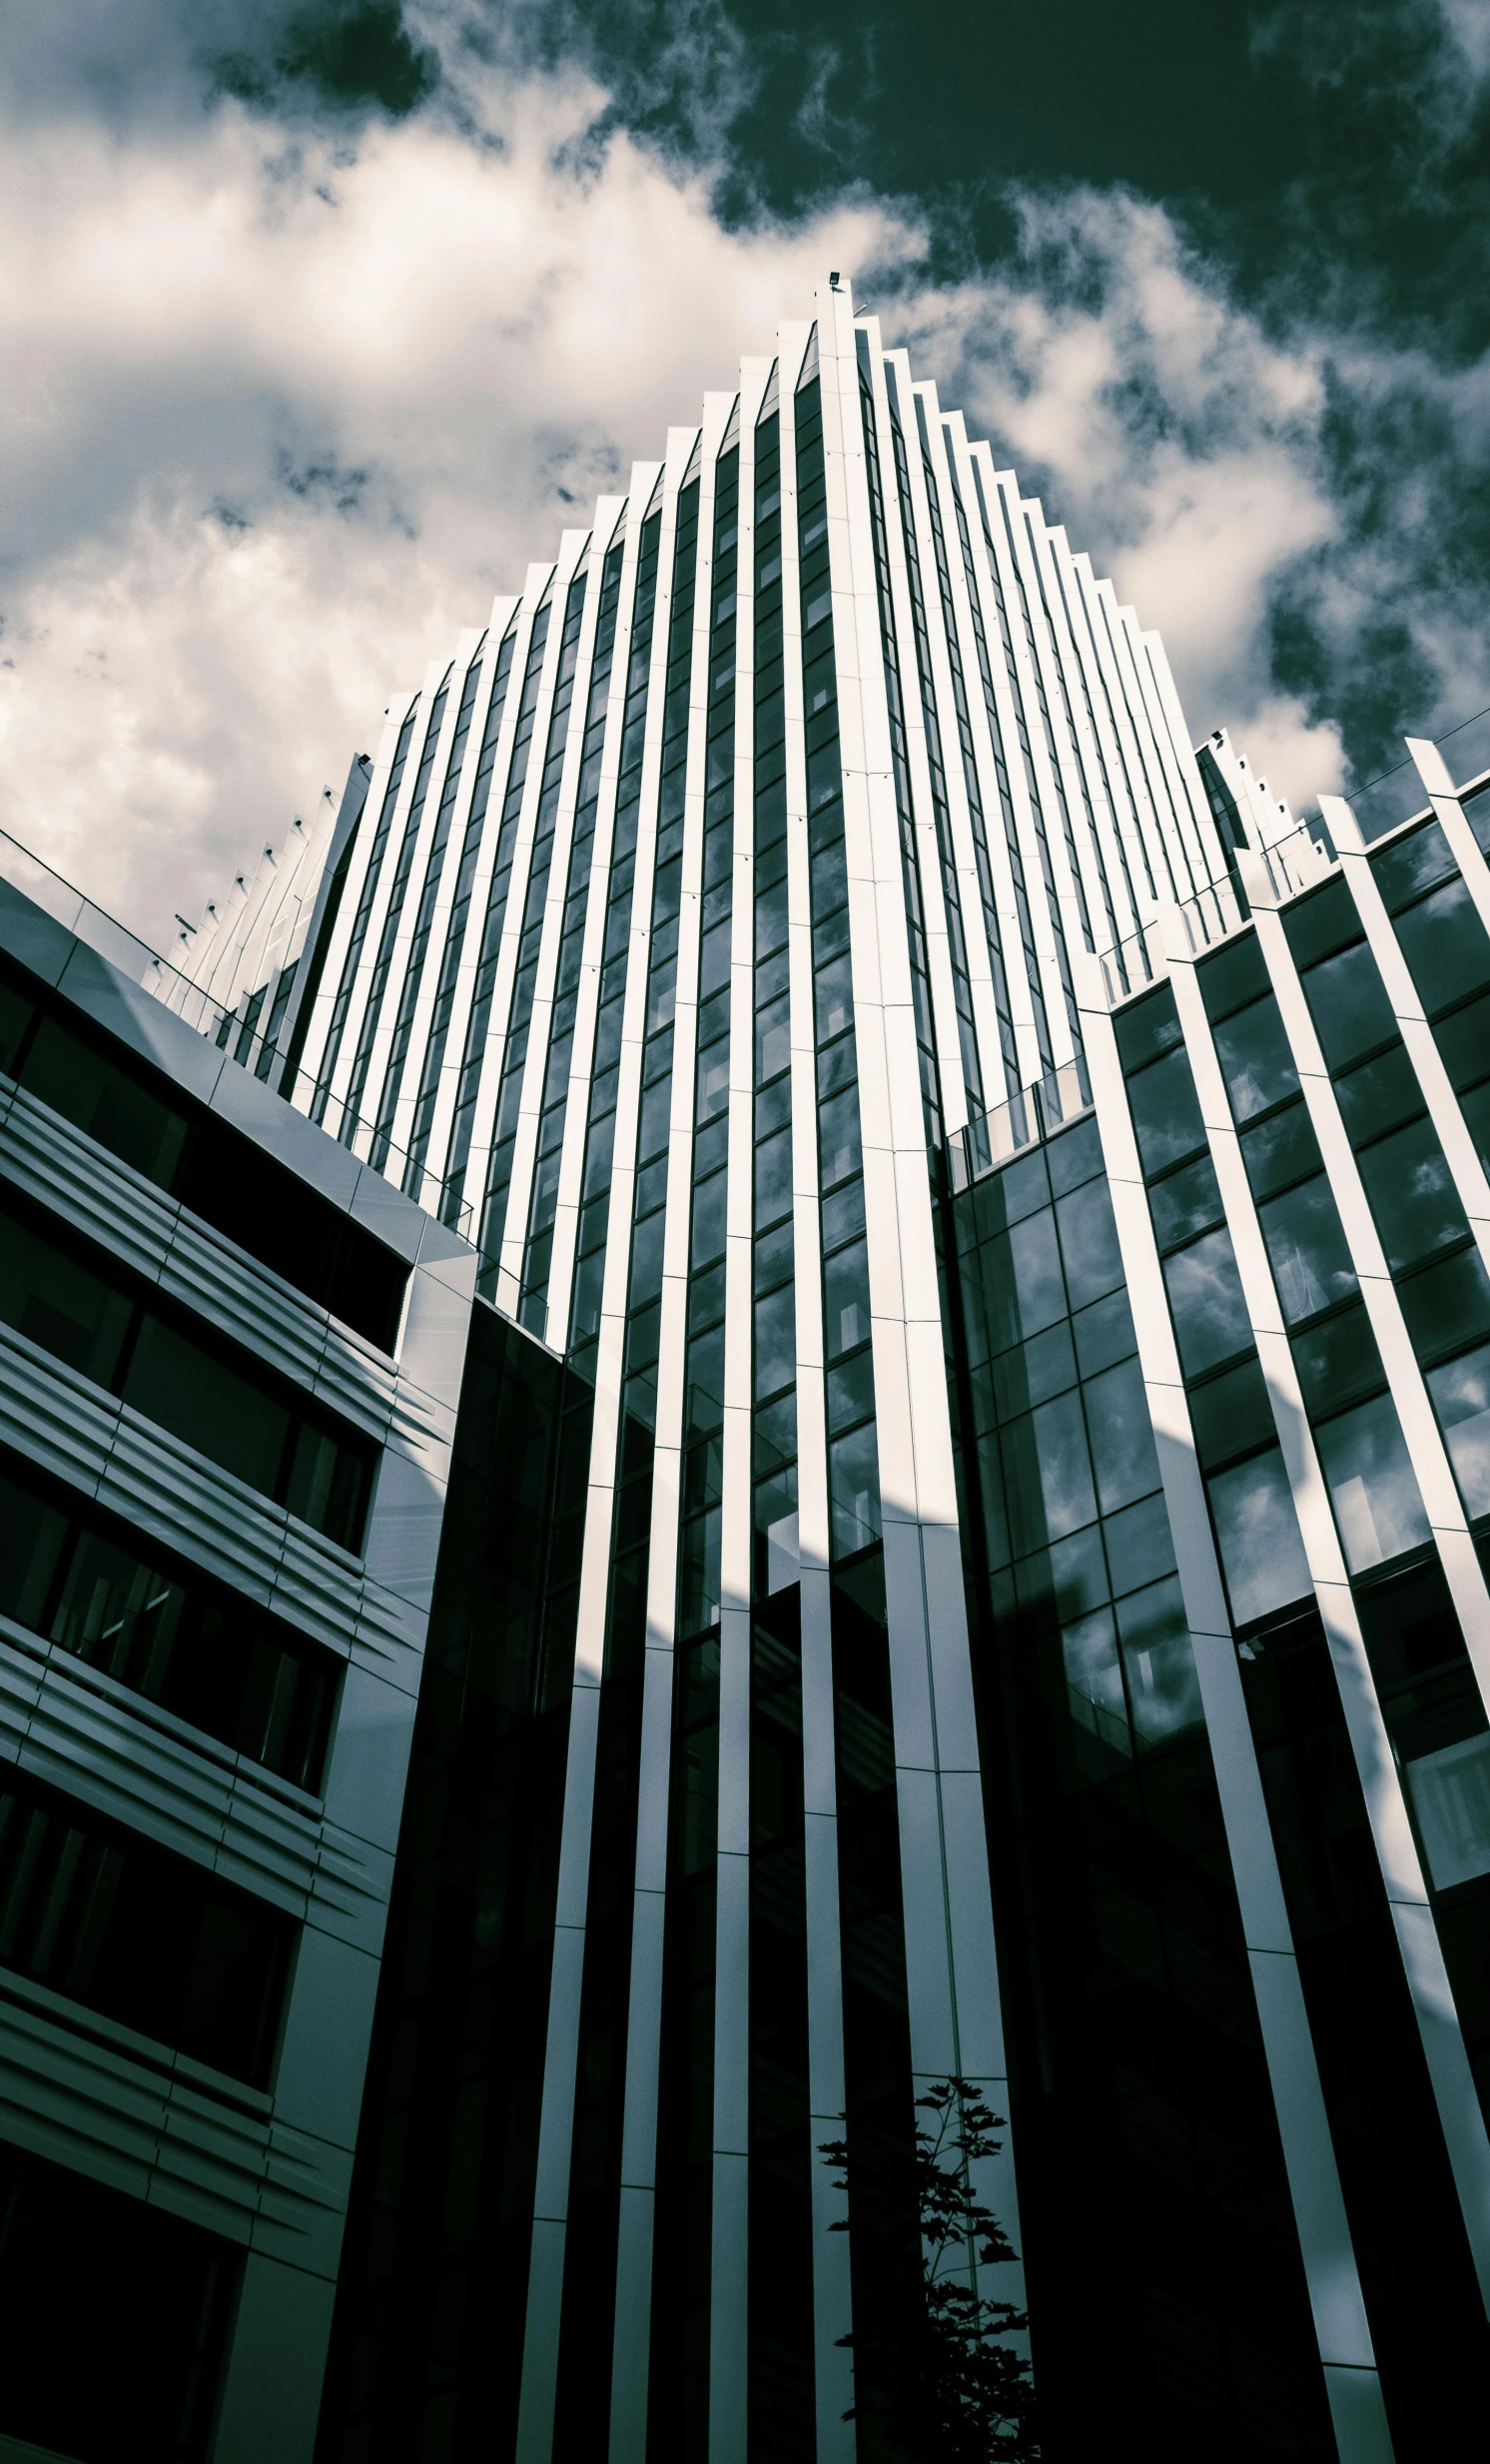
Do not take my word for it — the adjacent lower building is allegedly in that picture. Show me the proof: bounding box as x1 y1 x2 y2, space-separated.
3 275 1490 2462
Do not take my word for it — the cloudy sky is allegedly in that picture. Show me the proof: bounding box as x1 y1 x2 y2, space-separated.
3 0 1488 940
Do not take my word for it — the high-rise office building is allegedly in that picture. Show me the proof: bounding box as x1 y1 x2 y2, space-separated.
4 276 1490 2463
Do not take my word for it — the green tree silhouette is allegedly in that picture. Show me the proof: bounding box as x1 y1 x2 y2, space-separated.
821 2078 1039 2461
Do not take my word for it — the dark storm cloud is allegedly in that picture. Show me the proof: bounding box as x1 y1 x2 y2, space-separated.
3 0 1487 949
507 0 1490 788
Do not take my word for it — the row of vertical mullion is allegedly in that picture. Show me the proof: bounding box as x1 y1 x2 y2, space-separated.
453 549 583 1238
381 598 521 1173
932 414 1049 1087
1119 606 1228 898
316 663 441 1138
776 322 858 2459
986 470 1096 1048
494 530 617 1309
1159 909 1490 2314
1002 488 1141 962
1104 589 1212 905
288 696 404 1118
600 411 725 2458
1043 524 1161 932
1072 943 1390 2458
709 374 764 2464
544 476 661 1350
1020 511 1149 952
900 383 1014 1119
914 401 1040 1101
354 642 474 1152
870 350 969 1125
413 577 551 1195
1081 562 1184 907
962 447 1080 1069
512 459 691 2464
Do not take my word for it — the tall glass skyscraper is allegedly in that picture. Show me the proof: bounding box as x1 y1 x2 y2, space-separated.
4 276 1490 2463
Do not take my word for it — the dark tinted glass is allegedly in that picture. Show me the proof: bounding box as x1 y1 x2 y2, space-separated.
1054 1178 1123 1309
1197 930 1269 1023
1259 1177 1358 1325
1356 1115 1468 1272
0 1766 292 2083
1047 1113 1104 1194
21 1013 191 1187
1162 1226 1253 1377
0 957 407 1351
0 1207 133 1385
1290 1302 1384 1419
1395 877 1490 1016
0 1192 373 1550
1281 876 1358 969
1369 818 1448 917
0 2142 239 2464
0 973 36 1075
1241 1101 1322 1200
1334 1045 1424 1147
1189 1357 1275 1471
1370 820 1457 913
1148 1152 1224 1251
1213 996 1300 1121
1397 1246 1490 1367
1301 940 1397 1070
1125 1045 1206 1177
1084 1355 1160 1515
124 1314 291 1495
1465 781 1490 855
1431 989 1490 1092
1114 983 1181 1069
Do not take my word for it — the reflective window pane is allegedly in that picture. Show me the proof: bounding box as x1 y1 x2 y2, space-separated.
1302 940 1397 1070
1258 1175 1359 1325
1148 1154 1224 1252
1397 1245 1490 1369
1213 996 1300 1122
823 1240 869 1361
1315 1392 1431 1572
1356 1114 1468 1272
1190 1357 1275 1472
1084 1356 1161 1517
1005 1392 1096 1554
1403 1733 1490 1890
1333 1045 1424 1148
1062 1606 1131 1757
829 1423 881 1556
1054 1179 1123 1310
1197 930 1269 1024
1370 819 1456 913
985 1209 1067 1350
1395 876 1490 1015
1207 1448 1312 1626
1116 1576 1204 1748
1431 988 1490 1094
1427 1342 1490 1518
1126 1046 1206 1177
1291 1302 1384 1419
1240 1101 1321 1202
1162 1226 1254 1377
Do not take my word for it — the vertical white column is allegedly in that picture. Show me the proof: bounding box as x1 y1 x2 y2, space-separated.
821 278 1026 2326
1076 937 1392 2460
605 407 726 2461
1238 862 1490 2307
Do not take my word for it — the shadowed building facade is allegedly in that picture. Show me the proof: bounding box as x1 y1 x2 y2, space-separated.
3 278 1490 2462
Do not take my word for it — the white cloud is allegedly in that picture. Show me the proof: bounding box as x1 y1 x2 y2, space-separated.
0 74 912 935
889 190 1348 810
5 36 1486 945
